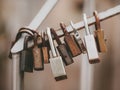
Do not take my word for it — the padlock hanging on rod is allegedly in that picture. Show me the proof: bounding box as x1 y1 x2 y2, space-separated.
32 33 44 71
14 29 34 72
83 14 100 64
93 11 107 53
60 22 82 57
47 27 67 81
70 21 87 54
51 28 74 66
41 31 50 64
20 35 34 72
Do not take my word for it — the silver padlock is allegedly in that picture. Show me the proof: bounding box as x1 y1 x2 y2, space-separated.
83 14 100 64
70 21 87 54
47 27 67 81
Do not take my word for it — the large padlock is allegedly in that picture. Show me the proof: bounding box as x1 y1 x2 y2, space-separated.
16 29 34 72
47 27 67 81
83 14 100 64
20 36 34 72
33 33 44 71
70 21 87 54
93 11 107 53
41 31 50 64
60 22 81 57
51 28 74 66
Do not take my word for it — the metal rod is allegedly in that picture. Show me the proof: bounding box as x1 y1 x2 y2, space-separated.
11 4 120 53
56 4 120 37
12 54 24 90
27 0 58 30
11 0 59 53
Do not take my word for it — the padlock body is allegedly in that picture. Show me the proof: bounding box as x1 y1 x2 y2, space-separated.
33 46 44 70
42 47 49 64
50 56 67 81
95 29 107 52
57 44 74 65
64 35 81 57
84 35 100 63
72 36 87 54
20 49 33 72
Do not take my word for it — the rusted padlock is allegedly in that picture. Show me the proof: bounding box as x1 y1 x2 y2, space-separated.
60 22 81 57
33 33 44 71
41 31 50 64
51 28 74 66
70 21 87 54
93 11 107 53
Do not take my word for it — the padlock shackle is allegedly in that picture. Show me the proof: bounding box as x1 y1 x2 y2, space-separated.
60 23 69 35
70 21 78 34
24 36 31 50
41 31 46 46
93 11 101 30
83 14 90 35
15 28 34 42
51 28 62 45
47 27 57 57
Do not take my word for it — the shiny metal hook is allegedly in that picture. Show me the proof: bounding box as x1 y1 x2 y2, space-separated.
70 21 80 39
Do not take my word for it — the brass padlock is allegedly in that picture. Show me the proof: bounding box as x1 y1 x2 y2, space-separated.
93 11 107 53
33 33 44 71
70 21 87 54
83 14 100 64
60 22 81 57
51 28 74 66
47 27 67 81
41 31 50 64
20 36 34 72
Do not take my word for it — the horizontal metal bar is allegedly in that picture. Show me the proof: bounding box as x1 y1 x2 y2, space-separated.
56 4 120 37
11 5 120 53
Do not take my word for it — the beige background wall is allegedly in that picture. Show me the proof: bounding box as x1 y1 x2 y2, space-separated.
0 0 120 90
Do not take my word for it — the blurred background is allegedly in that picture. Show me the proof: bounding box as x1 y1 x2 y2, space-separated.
0 0 120 90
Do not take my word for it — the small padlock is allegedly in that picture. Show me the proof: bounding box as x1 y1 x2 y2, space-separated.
51 28 74 66
41 31 50 64
16 29 34 72
83 14 100 64
33 33 44 71
47 27 67 81
60 22 81 57
93 11 107 52
70 21 87 54
20 36 34 72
